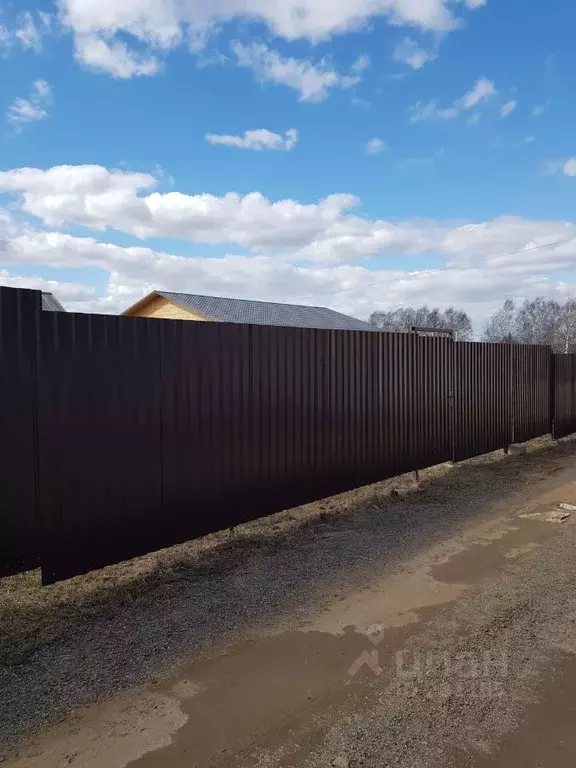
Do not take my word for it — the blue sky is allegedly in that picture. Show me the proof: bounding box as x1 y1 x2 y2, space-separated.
0 0 575 326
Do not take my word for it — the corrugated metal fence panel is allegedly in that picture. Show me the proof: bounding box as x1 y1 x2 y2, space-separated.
512 345 552 443
39 312 163 584
330 329 415 490
160 320 255 538
159 325 418 540
552 354 576 439
0 287 40 577
38 321 430 582
412 335 453 469
32 312 562 584
453 342 513 461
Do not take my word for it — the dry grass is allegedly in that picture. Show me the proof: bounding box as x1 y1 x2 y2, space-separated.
0 435 573 669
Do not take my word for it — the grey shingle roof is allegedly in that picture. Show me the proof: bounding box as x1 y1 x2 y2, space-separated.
155 292 372 332
41 292 66 312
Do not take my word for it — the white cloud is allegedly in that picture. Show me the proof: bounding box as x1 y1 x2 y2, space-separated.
522 135 535 145
0 269 95 302
366 137 385 154
52 0 488 78
15 11 42 50
3 225 576 323
0 207 24 237
232 42 361 102
4 165 576 282
439 217 576 261
0 10 53 54
500 99 517 118
350 54 371 73
38 12 54 31
3 164 576 322
563 158 576 177
392 37 435 70
7 80 53 129
205 128 298 151
461 77 496 108
0 164 363 251
58 0 478 68
74 35 160 77
409 100 458 122
466 112 481 126
410 77 496 122
546 157 576 178
34 80 52 99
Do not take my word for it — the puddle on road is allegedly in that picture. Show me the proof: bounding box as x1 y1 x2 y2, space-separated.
430 513 562 585
131 621 426 768
5 690 192 768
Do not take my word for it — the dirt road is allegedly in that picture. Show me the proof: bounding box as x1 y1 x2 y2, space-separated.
3 438 576 767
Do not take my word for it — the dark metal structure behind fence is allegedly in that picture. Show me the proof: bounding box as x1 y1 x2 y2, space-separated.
0 287 574 584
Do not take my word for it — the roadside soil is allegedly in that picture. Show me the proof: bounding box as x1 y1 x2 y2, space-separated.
3 437 576 766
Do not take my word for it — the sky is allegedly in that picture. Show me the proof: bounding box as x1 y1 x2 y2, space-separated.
0 0 576 329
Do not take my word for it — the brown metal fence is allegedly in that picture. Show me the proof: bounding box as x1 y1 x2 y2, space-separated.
39 319 434 583
0 289 40 577
552 353 576 438
38 312 163 583
453 342 513 461
513 345 552 443
0 287 572 583
412 335 453 470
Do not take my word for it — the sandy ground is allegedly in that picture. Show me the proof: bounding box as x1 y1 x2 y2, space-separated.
3 438 576 766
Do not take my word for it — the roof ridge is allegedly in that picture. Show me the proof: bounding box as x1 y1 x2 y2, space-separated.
150 291 371 331
158 290 345 314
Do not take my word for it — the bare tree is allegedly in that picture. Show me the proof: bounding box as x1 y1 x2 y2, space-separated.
482 298 516 343
483 296 576 352
441 308 474 340
555 297 576 353
514 297 560 346
369 305 473 340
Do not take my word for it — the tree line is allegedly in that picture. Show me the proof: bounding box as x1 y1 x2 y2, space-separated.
482 297 576 352
369 297 576 352
369 306 474 340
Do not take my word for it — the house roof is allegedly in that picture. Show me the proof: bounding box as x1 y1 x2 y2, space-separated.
41 292 66 312
153 291 372 332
